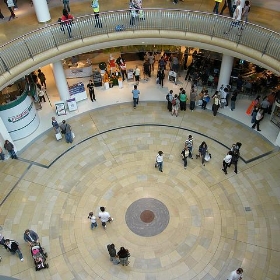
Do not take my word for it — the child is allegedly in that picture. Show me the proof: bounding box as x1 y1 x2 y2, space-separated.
88 212 97 229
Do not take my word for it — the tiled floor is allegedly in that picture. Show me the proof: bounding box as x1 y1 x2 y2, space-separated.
0 1 280 280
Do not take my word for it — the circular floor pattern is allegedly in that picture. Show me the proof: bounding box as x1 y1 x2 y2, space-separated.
125 198 170 237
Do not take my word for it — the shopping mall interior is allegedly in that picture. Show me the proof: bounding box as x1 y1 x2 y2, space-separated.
0 0 280 279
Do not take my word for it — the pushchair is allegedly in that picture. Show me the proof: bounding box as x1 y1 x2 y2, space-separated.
30 243 49 271
168 70 177 84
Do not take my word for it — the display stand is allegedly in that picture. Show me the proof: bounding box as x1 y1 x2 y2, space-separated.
69 83 87 102
93 70 102 87
67 98 78 112
127 69 134 80
55 101 66 116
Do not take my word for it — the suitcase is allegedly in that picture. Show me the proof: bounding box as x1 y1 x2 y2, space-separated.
56 133 62 141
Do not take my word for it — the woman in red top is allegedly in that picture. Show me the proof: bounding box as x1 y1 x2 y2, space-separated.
61 9 74 38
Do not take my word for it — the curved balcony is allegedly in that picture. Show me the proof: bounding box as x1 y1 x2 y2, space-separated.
0 9 279 90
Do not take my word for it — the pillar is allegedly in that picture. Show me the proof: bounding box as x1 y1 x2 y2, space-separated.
32 0 51 23
0 117 17 152
51 61 70 102
217 54 234 90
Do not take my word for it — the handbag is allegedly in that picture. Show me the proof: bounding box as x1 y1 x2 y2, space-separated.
71 132 75 139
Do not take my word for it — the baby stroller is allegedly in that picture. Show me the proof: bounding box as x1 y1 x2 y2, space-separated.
168 70 177 84
30 243 49 271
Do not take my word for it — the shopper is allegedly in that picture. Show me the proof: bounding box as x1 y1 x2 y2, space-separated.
0 146 5 160
117 247 130 266
157 68 165 88
107 244 120 265
212 93 220 116
230 90 237 111
51 117 60 134
189 86 197 111
23 229 39 245
181 147 189 169
132 85 140 109
227 267 243 280
196 141 208 166
201 90 210 110
179 89 187 111
222 150 232 174
88 212 97 229
224 0 242 35
60 120 73 143
87 80 96 102
185 135 194 159
213 0 223 14
229 142 242 174
92 0 102 28
171 94 180 117
37 69 47 88
98 206 113 229
4 239 24 261
61 9 74 38
220 0 233 17
241 0 250 23
134 65 141 85
251 108 263 131
6 0 16 21
62 0 70 12
166 90 173 112
155 151 163 172
4 140 17 159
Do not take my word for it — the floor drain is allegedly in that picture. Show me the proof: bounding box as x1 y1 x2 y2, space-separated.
245 207 251 211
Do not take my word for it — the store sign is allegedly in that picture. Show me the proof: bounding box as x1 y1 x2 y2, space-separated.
0 95 40 140
8 103 33 123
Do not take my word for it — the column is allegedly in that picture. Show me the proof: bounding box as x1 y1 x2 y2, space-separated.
217 54 234 90
0 117 17 152
51 61 70 102
32 0 51 23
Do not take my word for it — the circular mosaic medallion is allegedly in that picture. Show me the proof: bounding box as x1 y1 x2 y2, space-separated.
125 198 170 237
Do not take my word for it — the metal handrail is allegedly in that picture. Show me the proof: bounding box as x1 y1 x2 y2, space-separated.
0 9 279 76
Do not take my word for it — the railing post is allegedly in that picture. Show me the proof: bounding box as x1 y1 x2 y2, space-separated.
0 56 10 73
262 32 273 57
23 37 34 61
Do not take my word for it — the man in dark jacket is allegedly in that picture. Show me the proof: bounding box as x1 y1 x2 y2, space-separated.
107 244 120 264
4 239 24 261
23 229 39 245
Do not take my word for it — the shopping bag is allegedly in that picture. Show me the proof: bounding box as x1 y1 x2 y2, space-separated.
72 132 75 139
56 133 62 141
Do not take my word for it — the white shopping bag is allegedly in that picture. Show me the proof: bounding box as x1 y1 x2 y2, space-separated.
56 133 62 141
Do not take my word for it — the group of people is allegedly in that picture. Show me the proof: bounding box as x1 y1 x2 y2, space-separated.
52 117 74 143
88 206 114 230
222 142 242 174
107 244 130 266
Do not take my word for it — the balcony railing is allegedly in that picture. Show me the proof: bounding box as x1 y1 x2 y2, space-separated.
0 9 279 76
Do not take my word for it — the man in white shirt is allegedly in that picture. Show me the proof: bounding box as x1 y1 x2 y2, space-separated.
228 267 243 280
222 150 233 174
98 207 113 229
224 0 242 34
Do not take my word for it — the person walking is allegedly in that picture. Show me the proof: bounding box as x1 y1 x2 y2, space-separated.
189 86 197 111
87 80 96 102
222 150 233 174
171 94 180 117
185 135 194 159
230 90 237 111
179 89 187 111
157 68 165 88
166 90 173 112
4 239 24 261
117 247 130 266
61 9 74 38
224 0 242 34
196 141 208 166
6 0 16 21
120 59 128 81
155 151 163 172
62 0 70 12
107 244 120 265
227 267 243 280
23 229 39 245
37 69 47 88
228 142 241 174
88 212 97 229
134 65 140 85
201 90 210 110
241 0 250 23
212 93 220 116
4 140 17 159
51 117 60 134
181 147 189 169
251 108 263 131
132 85 140 109
92 0 102 28
220 0 233 17
98 206 113 229
60 120 73 143
213 0 223 14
